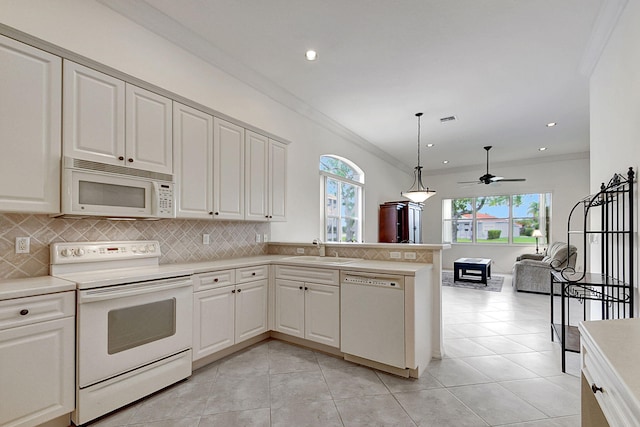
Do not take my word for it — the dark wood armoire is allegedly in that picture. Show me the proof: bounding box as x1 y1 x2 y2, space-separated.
378 201 423 243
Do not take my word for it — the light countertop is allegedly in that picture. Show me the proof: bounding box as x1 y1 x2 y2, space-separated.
2 255 433 300
0 276 76 300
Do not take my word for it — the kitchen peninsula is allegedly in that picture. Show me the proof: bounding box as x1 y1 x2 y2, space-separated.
0 241 447 427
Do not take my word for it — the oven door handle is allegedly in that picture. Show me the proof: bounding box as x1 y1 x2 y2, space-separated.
78 277 193 303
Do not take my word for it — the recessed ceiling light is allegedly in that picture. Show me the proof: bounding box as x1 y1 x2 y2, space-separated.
546 122 557 127
539 147 547 151
443 160 449 164
305 50 318 61
426 143 435 148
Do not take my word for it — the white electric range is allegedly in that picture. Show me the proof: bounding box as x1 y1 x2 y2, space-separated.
50 241 194 426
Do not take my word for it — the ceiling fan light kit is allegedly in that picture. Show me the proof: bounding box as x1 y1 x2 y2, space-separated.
457 145 527 185
402 112 436 203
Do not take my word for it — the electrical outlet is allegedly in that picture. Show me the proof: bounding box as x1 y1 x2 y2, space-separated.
296 247 305 254
255 233 261 243
404 252 417 260
390 251 401 259
263 234 269 243
202 234 210 245
16 237 30 254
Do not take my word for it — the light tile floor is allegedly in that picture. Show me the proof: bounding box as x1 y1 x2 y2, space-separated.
89 274 581 427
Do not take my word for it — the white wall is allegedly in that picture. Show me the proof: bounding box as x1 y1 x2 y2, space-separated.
0 0 410 244
589 0 640 288
422 155 590 273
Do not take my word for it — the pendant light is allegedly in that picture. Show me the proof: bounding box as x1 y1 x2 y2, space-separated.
401 112 436 203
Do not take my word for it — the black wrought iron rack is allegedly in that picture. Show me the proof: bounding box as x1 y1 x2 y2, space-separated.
550 167 634 372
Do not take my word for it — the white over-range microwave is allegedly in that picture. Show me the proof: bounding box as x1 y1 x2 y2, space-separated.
58 157 175 219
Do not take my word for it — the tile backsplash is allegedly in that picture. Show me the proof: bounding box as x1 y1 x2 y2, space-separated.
0 213 269 279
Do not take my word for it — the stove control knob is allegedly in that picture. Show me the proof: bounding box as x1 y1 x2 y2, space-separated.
61 248 74 257
138 245 147 253
75 248 85 257
131 246 137 253
147 244 156 253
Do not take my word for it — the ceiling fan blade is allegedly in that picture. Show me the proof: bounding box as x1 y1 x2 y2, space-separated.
457 180 482 184
498 178 527 182
490 176 504 182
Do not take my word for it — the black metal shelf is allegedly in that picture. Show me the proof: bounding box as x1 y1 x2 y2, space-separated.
550 168 634 373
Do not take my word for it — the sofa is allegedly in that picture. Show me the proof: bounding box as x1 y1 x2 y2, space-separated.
513 242 577 294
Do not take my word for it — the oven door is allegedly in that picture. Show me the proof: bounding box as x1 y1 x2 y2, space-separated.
77 277 193 388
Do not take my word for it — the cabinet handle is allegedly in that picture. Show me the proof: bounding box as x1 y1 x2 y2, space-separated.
213 278 219 282
128 158 134 163
209 212 214 215
591 383 603 394
269 216 273 219
304 287 308 291
118 156 124 161
19 309 29 316
299 286 303 290
265 215 269 218
215 212 220 216
251 272 256 276
237 288 242 293
232 289 236 293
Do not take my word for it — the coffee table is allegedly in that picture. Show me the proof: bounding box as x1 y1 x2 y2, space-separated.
453 258 492 285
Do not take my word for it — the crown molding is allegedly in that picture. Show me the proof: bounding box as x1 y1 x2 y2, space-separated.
98 0 409 172
579 0 629 77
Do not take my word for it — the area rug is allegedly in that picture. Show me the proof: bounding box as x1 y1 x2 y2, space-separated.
442 271 504 292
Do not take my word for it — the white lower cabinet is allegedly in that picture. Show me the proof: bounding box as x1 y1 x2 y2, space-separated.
274 266 340 348
0 292 75 427
192 266 268 361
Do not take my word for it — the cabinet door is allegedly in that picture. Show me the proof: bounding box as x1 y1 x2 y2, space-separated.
274 279 304 338
0 36 61 214
235 280 268 342
0 317 74 427
126 84 173 174
305 283 340 347
173 103 213 218
213 118 244 219
63 60 125 166
193 286 235 361
245 130 269 221
269 139 287 221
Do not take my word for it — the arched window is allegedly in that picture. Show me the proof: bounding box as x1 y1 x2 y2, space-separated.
320 155 364 242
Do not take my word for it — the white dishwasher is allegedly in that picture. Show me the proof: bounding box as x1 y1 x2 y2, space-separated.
340 271 405 368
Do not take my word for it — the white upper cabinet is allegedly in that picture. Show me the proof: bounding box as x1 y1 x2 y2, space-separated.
269 139 287 221
0 35 61 214
245 131 269 221
213 118 245 219
64 61 173 175
245 130 288 221
63 60 125 166
125 84 173 174
173 103 213 218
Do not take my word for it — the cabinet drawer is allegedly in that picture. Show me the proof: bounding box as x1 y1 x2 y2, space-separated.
236 265 269 283
582 340 638 426
0 291 75 331
193 270 236 291
275 265 338 286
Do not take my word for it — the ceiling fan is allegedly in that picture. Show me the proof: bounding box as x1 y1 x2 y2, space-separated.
458 146 527 185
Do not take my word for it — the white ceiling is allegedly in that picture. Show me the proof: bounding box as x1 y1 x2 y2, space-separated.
102 0 604 172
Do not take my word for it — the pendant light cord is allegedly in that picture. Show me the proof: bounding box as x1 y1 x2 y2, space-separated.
416 112 423 169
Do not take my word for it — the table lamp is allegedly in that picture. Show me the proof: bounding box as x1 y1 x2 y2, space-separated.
532 229 544 254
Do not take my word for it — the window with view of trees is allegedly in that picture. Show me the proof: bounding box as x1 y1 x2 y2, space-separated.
442 193 551 244
320 155 364 242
